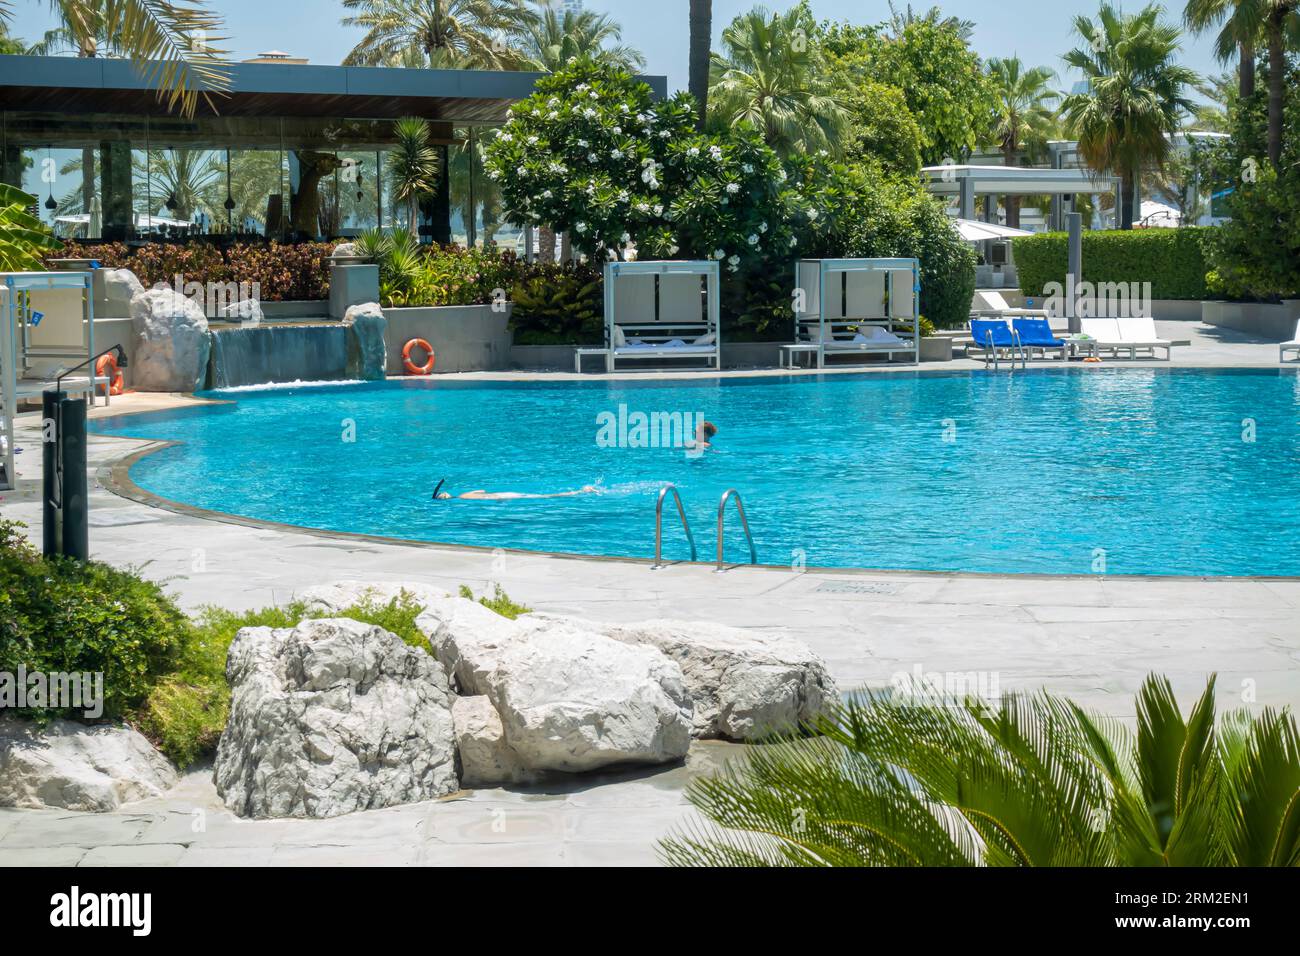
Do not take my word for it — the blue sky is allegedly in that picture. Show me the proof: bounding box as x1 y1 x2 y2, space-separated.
5 0 1229 92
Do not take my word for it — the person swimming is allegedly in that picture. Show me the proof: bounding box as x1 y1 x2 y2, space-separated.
688 420 718 452
434 479 599 501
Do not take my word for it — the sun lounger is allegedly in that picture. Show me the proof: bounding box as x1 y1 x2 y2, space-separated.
1280 320 1300 362
1011 318 1068 360
972 290 1053 320
970 318 1025 369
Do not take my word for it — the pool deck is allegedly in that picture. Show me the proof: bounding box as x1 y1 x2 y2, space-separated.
1 318 1298 866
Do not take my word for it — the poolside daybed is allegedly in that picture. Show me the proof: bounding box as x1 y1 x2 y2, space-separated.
791 258 920 368
1280 320 1300 362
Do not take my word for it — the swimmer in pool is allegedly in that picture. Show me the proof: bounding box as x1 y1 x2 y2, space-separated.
433 479 599 501
688 420 718 452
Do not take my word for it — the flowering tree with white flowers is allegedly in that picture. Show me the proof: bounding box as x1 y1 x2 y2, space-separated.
485 58 797 269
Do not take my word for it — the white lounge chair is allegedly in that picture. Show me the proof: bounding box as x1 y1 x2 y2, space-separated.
1078 318 1122 357
1280 320 1300 362
1116 317 1174 360
972 290 1053 321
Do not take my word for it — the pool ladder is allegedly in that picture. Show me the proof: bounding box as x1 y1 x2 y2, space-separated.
652 484 757 572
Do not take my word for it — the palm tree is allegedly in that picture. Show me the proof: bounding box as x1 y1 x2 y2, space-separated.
387 117 441 237
341 0 535 69
986 57 1059 228
662 674 1300 867
521 1 644 72
1 0 229 117
707 5 848 157
1184 0 1259 99
688 0 712 131
1259 0 1299 166
1061 4 1198 229
887 1 976 42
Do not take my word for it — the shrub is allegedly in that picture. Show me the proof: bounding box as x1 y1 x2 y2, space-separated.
1013 228 1214 300
0 519 191 723
509 263 604 344
459 584 531 620
133 678 228 769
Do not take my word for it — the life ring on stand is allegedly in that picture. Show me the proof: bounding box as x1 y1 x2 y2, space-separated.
403 338 435 375
95 353 126 396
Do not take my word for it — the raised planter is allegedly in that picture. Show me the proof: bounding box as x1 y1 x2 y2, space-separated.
383 304 513 374
920 336 953 362
1202 300 1297 340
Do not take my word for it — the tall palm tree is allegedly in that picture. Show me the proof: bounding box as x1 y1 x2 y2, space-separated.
1061 3 1198 230
887 1 976 42
387 117 441 237
1 0 230 117
521 1 644 72
1259 0 1298 166
986 57 1059 228
1184 0 1258 98
663 674 1300 867
341 0 535 69
688 0 712 131
707 5 848 157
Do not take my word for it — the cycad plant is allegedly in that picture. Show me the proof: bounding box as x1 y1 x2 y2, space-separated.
387 117 442 239
662 674 1300 867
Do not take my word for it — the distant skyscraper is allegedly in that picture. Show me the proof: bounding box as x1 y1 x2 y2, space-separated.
562 0 583 14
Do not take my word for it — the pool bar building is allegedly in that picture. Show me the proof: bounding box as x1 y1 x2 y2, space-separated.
0 55 668 247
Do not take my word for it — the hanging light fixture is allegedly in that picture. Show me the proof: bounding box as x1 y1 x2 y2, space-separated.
224 149 235 218
44 145 57 210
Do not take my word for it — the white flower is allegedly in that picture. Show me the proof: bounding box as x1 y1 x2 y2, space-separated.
621 232 631 243
728 263 739 273
778 169 788 181
729 255 740 266
759 222 768 233
542 189 553 199
807 207 819 221
611 149 623 159
726 182 740 194
636 202 651 213
789 236 798 247
659 130 672 139
668 244 679 255
583 108 597 119
500 132 513 143
687 146 700 158
588 152 598 162
653 204 663 216
487 169 501 180
576 222 588 233
548 97 560 107
742 163 754 174
709 145 723 160
619 104 630 113
714 249 726 260
619 190 629 202
548 111 558 120
613 126 622 134
817 149 829 158
747 234 759 246
527 135 539 145
576 83 589 92
577 138 588 147
636 113 648 124
589 91 599 100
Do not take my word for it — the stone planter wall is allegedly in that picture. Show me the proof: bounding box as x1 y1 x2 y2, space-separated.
1202 300 1299 340
383 304 513 374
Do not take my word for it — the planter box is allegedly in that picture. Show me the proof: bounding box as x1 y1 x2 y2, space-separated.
383 304 513 373
920 336 953 362
1202 300 1296 341
510 344 582 370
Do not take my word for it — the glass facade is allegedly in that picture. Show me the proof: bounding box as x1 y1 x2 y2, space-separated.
1 111 514 247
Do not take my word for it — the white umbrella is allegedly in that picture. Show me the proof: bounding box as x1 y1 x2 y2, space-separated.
952 218 1035 242
87 195 103 240
1138 200 1180 228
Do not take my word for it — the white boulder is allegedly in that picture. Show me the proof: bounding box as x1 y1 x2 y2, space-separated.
297 581 448 620
130 287 211 391
100 268 144 317
342 301 387 381
452 696 537 787
0 718 177 812
525 615 838 741
214 618 458 819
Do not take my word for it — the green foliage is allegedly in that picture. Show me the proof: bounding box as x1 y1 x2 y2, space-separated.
0 182 63 271
388 116 442 235
1013 228 1215 300
820 17 997 165
509 262 604 344
458 584 531 620
0 519 190 723
133 677 228 769
834 80 925 178
663 674 1300 867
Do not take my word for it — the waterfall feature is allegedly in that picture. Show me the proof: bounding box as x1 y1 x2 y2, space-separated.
207 324 352 389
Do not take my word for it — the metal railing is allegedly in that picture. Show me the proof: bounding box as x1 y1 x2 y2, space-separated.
716 489 757 571
653 483 697 568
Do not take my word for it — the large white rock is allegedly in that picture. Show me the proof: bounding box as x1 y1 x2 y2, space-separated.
297 581 449 620
101 268 144 317
452 696 537 787
0 718 177 812
130 287 211 391
417 598 692 772
214 618 458 819
525 615 838 741
342 301 387 381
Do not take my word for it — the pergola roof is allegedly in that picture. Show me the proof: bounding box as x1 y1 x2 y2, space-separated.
922 165 1120 196
0 55 668 124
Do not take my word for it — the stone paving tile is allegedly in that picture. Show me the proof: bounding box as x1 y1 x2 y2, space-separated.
419 840 567 867
0 813 152 848
78 844 188 867
562 841 664 867
425 805 566 845
270 844 417 866
0 846 90 866
177 846 276 867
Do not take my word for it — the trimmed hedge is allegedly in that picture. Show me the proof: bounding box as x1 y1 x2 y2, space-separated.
1013 228 1215 301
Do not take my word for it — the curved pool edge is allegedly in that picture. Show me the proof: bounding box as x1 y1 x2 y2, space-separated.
98 437 1300 584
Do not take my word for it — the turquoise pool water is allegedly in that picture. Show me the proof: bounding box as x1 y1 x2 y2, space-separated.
92 369 1300 576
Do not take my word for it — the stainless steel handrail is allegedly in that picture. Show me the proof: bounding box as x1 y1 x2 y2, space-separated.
653 483 697 568
716 489 757 571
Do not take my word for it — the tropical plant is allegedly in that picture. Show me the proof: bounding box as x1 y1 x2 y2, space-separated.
1061 3 1199 229
341 0 535 69
0 0 229 117
820 17 997 165
688 0 712 132
388 117 442 238
508 262 603 344
985 57 1060 227
663 674 1300 867
886 1 976 42
0 183 62 270
833 79 925 178
707 3 849 158
521 0 643 72
1185 0 1261 98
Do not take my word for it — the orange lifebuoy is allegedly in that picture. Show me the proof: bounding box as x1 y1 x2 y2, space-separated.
403 338 435 376
95 353 125 396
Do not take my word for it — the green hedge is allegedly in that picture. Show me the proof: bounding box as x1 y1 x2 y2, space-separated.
1013 228 1215 301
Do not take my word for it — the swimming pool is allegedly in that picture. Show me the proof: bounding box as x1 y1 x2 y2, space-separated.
92 368 1300 577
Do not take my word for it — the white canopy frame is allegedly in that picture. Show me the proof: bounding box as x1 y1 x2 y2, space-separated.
793 258 921 368
602 259 721 372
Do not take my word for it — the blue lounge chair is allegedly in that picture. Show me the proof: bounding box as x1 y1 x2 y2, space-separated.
1012 318 1068 360
969 319 1025 369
